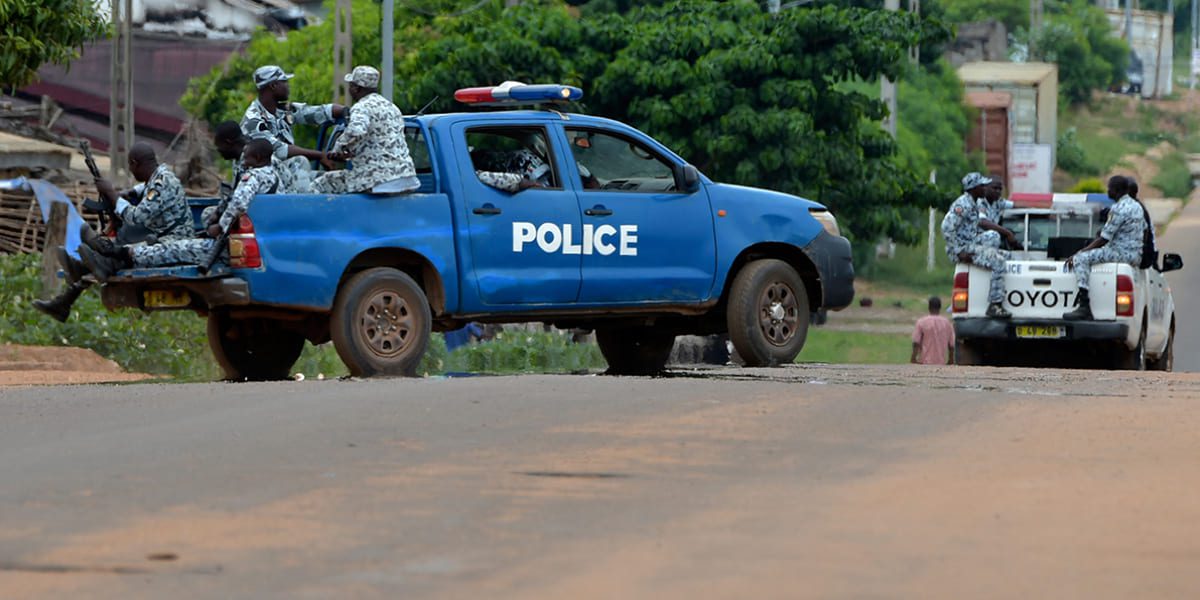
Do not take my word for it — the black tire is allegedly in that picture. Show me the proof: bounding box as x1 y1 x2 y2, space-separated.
955 340 982 366
1116 322 1147 371
726 259 810 367
207 311 306 381
330 268 431 377
596 326 675 375
1147 319 1174 372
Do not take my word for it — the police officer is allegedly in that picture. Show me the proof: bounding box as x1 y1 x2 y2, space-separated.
980 180 1019 250
82 139 280 278
313 65 418 194
1062 175 1146 320
242 65 345 191
942 172 1013 318
33 143 192 322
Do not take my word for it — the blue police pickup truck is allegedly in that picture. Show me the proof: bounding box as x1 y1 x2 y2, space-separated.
100 84 855 379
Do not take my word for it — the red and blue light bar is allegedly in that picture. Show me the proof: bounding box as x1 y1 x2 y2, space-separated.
454 83 583 106
1010 193 1114 209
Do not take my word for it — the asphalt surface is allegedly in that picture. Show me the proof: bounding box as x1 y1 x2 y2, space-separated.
2 365 1199 598
1160 196 1200 371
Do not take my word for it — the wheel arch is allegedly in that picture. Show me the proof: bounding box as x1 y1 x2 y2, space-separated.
722 243 821 311
338 248 446 316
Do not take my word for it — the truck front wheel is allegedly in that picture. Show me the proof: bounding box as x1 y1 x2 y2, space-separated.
596 327 675 375
331 268 431 377
207 311 305 381
727 259 810 367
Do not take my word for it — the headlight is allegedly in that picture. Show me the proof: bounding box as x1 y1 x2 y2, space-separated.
809 208 841 237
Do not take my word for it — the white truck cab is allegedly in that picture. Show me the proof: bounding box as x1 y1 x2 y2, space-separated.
952 194 1182 370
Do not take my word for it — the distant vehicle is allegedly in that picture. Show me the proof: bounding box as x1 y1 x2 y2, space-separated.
952 194 1181 370
94 84 855 379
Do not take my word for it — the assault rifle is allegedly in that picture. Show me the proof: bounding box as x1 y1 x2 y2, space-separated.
197 182 234 276
77 139 118 232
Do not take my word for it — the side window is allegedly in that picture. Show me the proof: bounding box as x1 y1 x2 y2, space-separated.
465 127 559 189
404 126 432 174
565 128 677 193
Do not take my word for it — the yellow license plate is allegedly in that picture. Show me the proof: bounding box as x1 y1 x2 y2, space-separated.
1015 325 1065 339
143 289 190 308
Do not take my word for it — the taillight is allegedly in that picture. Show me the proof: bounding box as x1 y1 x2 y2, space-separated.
1115 274 1134 316
952 271 969 312
228 214 262 269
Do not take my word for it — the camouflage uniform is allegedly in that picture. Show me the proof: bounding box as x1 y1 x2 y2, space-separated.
312 93 416 194
202 153 303 226
942 192 1010 304
976 198 1013 249
475 149 552 192
115 164 192 242
132 166 279 268
1070 195 1145 290
241 98 332 193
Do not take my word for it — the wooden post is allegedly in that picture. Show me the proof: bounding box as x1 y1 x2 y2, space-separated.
40 203 68 299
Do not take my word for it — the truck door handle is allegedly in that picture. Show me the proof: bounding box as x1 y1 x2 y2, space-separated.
584 206 613 216
473 204 502 215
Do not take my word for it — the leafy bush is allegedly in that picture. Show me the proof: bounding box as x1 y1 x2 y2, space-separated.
0 252 219 380
447 330 605 374
1069 177 1104 193
1151 151 1194 199
1057 127 1095 175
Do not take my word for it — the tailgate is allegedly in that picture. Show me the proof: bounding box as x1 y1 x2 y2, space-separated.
1001 260 1079 319
100 265 250 312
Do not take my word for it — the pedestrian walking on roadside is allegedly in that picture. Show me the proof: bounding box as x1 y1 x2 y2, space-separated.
912 296 956 365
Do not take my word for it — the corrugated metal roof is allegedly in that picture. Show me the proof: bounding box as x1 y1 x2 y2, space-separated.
958 62 1058 85
966 91 1012 108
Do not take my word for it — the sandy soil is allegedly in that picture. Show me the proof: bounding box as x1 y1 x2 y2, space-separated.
0 344 151 386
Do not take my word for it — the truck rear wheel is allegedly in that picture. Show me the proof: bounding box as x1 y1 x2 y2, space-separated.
331 268 431 377
727 259 809 367
1148 319 1174 372
955 340 982 366
207 311 305 381
596 326 675 375
1115 322 1147 371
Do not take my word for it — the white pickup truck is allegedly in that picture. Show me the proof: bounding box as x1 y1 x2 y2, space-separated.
952 194 1183 370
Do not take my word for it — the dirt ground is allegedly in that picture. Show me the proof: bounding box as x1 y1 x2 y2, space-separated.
0 344 151 386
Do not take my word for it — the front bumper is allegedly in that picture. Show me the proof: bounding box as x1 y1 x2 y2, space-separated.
802 230 855 311
954 318 1129 342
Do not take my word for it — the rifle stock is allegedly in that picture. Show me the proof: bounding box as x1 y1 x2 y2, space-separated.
198 231 229 276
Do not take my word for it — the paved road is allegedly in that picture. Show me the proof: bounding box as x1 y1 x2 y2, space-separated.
1161 197 1200 371
2 366 1199 598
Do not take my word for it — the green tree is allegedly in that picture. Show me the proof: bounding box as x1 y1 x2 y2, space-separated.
940 0 1026 32
184 0 954 245
0 0 107 88
1017 0 1128 104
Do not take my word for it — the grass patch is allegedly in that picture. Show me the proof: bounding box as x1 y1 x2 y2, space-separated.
855 216 955 297
1151 150 1194 199
796 329 912 364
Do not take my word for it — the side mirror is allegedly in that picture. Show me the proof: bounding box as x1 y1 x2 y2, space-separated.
675 164 701 194
1161 252 1183 272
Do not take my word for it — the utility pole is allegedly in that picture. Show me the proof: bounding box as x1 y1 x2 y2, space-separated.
382 0 394 101
1192 0 1199 89
881 0 899 137
109 0 133 184
1029 0 1043 58
333 0 353 105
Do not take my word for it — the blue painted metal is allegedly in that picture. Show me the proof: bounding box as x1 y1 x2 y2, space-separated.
117 110 847 317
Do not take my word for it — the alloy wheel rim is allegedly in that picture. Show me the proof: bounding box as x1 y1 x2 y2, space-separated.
359 290 414 358
758 281 799 347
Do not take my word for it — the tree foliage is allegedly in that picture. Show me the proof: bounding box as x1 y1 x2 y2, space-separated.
0 0 107 88
183 0 954 244
1018 0 1128 105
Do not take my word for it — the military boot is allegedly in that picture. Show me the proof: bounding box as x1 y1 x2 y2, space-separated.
80 223 119 257
985 302 1012 318
1063 289 1093 320
54 246 88 285
79 245 130 283
31 281 90 323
